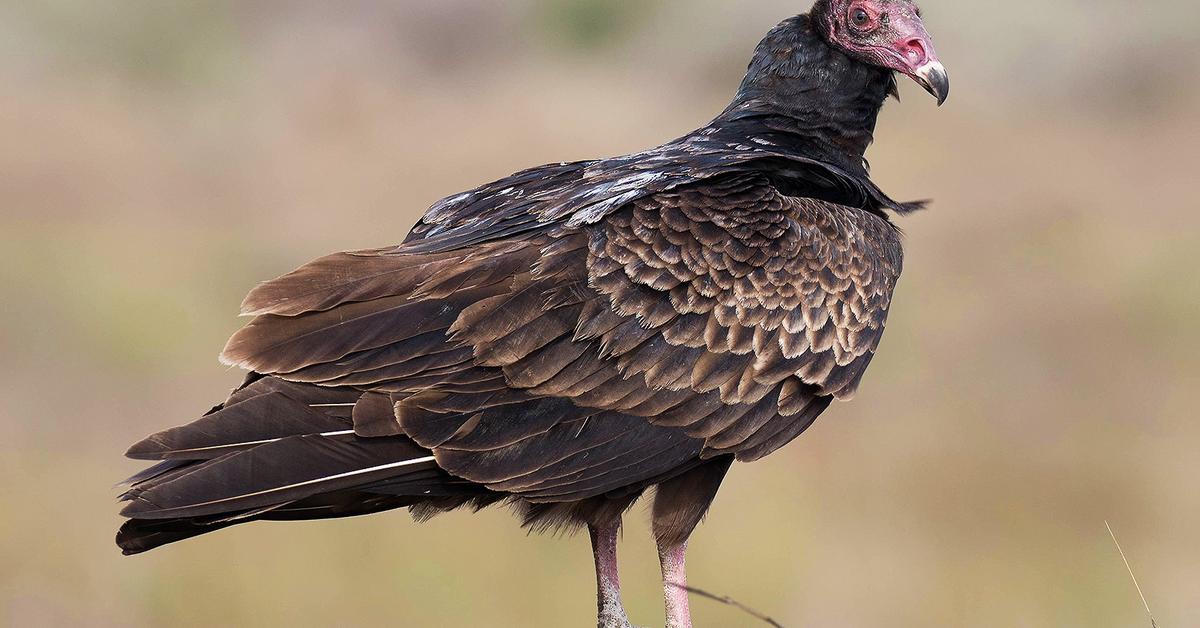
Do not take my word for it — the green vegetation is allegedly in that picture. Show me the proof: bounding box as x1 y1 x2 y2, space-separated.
531 0 655 50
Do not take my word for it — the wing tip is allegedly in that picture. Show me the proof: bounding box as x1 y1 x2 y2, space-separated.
217 349 244 369
238 296 279 318
218 335 259 372
125 439 165 461
119 498 157 519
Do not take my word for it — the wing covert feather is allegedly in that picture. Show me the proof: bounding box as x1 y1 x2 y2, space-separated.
216 172 903 493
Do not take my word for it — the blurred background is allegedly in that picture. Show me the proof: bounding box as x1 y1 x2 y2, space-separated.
2 0 1198 626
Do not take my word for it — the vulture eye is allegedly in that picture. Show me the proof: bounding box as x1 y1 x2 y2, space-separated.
851 8 871 28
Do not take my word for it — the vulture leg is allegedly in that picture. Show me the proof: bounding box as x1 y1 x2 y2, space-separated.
657 538 692 628
589 521 634 628
652 457 735 628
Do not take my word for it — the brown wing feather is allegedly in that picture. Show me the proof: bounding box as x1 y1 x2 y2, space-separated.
208 172 901 496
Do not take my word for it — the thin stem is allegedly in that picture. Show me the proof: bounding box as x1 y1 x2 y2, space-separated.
1106 520 1158 628
672 583 784 628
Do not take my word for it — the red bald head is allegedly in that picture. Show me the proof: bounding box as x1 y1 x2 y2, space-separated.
813 0 949 105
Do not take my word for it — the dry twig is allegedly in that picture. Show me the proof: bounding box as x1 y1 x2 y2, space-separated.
1106 520 1158 628
677 584 785 628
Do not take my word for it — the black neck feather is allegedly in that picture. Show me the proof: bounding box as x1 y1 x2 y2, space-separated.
710 14 896 177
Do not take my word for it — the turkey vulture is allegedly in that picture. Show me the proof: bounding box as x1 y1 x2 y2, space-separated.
117 1 947 626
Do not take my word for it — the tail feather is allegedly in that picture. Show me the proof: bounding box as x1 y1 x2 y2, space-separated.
117 374 490 555
121 433 437 520
125 392 355 461
118 516 245 555
117 490 428 555
116 459 191 488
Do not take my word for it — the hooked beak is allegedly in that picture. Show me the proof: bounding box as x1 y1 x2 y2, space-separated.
884 17 949 107
913 61 950 106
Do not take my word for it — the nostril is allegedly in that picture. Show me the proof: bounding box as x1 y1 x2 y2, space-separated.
903 38 928 66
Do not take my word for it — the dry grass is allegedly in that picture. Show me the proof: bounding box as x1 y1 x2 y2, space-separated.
1106 521 1158 628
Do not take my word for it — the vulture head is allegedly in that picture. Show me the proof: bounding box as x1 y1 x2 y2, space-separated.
813 0 949 104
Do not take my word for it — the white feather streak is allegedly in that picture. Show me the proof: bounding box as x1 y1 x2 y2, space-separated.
169 430 357 455
173 456 438 511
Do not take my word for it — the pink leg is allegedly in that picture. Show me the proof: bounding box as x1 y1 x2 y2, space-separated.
658 539 692 628
589 522 634 628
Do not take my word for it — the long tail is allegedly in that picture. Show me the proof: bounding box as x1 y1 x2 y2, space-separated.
117 374 493 555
